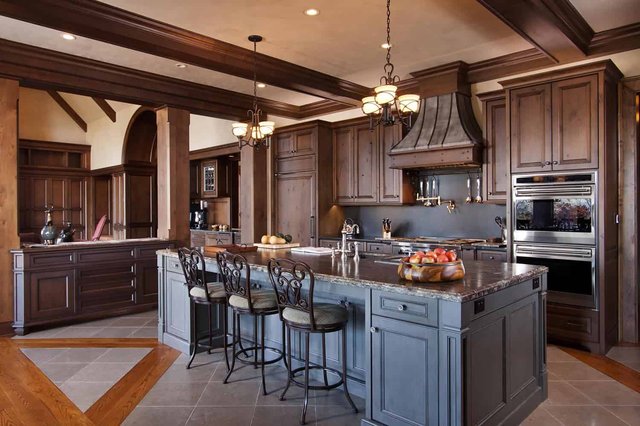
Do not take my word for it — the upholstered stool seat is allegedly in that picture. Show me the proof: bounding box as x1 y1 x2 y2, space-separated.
229 290 277 311
283 304 348 328
189 282 226 300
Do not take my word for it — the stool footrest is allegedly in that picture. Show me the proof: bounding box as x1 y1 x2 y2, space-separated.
233 345 284 366
287 365 344 391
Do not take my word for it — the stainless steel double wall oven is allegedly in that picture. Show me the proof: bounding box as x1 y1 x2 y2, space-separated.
513 172 597 308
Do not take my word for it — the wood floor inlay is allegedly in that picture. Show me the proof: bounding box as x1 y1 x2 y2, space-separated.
13 338 159 348
0 338 93 425
85 345 180 425
1 337 179 425
560 346 640 393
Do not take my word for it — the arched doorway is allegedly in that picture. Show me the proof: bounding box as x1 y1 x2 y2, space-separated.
120 108 158 238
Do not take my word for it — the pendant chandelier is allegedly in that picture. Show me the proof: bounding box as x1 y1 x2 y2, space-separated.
232 35 275 149
361 0 420 129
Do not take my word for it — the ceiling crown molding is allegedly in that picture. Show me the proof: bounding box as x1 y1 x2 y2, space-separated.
0 0 369 105
589 22 640 56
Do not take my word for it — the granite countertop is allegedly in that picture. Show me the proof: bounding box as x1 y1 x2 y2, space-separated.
319 236 507 251
15 238 171 252
159 249 546 302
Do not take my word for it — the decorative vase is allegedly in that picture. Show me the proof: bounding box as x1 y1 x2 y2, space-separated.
40 206 57 245
55 221 75 244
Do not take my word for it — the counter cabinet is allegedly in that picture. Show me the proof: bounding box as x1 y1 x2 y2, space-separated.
157 251 547 426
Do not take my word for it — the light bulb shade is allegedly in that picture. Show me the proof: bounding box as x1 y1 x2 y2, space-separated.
232 122 248 137
374 84 397 105
361 96 382 115
398 94 420 113
259 121 275 136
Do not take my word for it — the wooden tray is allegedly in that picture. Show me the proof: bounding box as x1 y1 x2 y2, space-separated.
253 243 300 250
397 260 465 283
204 244 258 255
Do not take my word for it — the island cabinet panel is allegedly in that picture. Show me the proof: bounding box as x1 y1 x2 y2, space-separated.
510 84 552 173
28 270 76 321
551 75 598 170
164 270 190 341
370 315 439 426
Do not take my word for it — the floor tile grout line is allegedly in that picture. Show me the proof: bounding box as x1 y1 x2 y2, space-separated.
599 405 633 426
562 380 605 406
539 405 565 425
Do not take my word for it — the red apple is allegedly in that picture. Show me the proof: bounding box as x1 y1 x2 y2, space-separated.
436 254 449 263
434 247 446 255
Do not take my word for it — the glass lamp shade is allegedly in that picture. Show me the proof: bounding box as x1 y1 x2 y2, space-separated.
398 94 420 113
251 126 263 140
232 122 248 137
361 96 382 115
259 121 275 136
374 84 397 105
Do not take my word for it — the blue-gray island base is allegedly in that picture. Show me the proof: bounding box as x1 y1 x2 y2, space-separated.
157 249 548 426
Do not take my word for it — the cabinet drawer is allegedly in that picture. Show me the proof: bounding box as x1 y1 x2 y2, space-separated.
191 231 206 247
548 305 598 343
77 248 135 264
319 239 338 249
365 242 392 254
477 250 507 262
276 155 315 174
372 290 438 327
28 252 74 268
166 258 183 274
205 233 233 246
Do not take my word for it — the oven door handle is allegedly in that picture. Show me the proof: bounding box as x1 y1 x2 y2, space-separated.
514 186 592 197
515 246 593 259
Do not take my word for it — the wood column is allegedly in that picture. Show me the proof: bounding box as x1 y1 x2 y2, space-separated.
0 78 19 332
155 107 190 247
239 146 268 244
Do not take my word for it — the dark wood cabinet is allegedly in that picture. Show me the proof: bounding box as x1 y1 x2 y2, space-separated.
201 159 229 198
189 160 200 199
509 84 552 173
272 121 341 247
28 269 76 321
551 75 598 171
477 249 507 262
479 91 508 203
509 75 598 173
333 119 412 206
274 171 316 246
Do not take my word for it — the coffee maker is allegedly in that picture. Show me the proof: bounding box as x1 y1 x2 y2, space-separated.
190 200 208 230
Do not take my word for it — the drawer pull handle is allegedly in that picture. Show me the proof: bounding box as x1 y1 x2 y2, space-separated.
370 327 378 333
489 256 495 260
397 304 406 311
173 263 180 269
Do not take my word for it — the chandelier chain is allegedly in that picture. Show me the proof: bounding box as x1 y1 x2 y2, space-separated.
252 39 258 111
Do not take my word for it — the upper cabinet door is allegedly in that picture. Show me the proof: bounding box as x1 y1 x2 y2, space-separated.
293 128 316 157
484 98 508 203
551 75 598 171
510 84 552 173
274 132 295 159
333 127 354 204
274 171 316 247
379 123 404 204
352 124 378 203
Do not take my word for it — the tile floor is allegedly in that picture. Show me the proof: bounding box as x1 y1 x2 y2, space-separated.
607 346 640 372
15 310 640 425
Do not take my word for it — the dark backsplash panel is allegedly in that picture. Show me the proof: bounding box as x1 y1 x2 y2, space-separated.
339 174 507 239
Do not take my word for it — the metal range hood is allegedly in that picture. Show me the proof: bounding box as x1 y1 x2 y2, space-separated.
388 91 483 170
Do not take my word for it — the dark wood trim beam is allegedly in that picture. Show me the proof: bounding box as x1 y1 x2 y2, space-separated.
589 22 640 56
0 39 306 120
0 0 368 105
476 0 593 63
47 90 88 132
298 99 353 118
92 96 116 122
189 142 240 160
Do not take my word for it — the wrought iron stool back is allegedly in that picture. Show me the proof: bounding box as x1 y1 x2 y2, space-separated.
267 258 318 330
178 248 211 302
215 251 255 311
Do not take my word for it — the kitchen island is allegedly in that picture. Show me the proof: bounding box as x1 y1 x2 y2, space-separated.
157 249 547 426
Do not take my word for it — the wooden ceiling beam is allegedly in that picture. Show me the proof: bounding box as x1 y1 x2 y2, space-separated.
0 0 368 105
476 0 594 63
47 90 87 132
92 97 116 122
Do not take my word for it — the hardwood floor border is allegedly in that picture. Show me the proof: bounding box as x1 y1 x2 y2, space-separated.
559 346 640 393
85 345 180 425
0 338 93 425
13 337 159 348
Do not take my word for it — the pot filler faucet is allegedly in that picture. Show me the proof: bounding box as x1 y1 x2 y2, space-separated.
336 219 360 260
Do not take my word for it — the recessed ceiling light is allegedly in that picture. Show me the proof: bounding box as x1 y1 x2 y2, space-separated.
175 63 187 69
381 43 392 49
304 8 320 16
257 83 267 88
61 33 76 41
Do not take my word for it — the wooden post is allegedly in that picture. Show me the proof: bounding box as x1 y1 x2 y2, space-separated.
239 145 268 244
0 78 19 332
155 107 190 247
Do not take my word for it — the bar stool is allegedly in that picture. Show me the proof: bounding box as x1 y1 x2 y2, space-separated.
177 247 229 371
216 251 285 395
267 258 357 425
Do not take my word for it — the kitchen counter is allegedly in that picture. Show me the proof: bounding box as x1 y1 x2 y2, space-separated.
157 249 547 425
318 235 508 252
159 248 543 302
18 237 168 250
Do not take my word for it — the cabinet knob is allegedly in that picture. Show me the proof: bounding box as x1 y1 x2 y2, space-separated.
489 256 495 260
370 327 378 333
545 161 552 165
397 304 407 311
552 160 558 165
540 162 547 167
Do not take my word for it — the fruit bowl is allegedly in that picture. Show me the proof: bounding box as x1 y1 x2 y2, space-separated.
397 259 465 283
